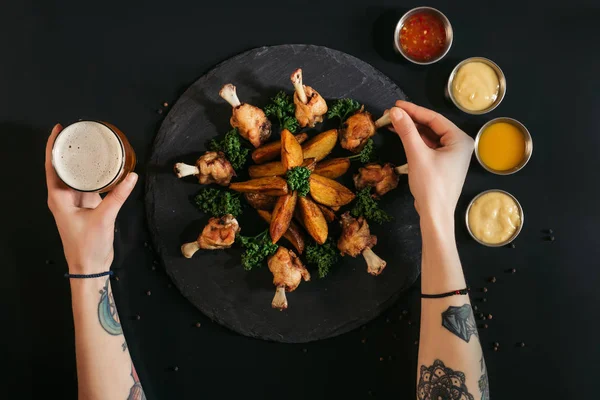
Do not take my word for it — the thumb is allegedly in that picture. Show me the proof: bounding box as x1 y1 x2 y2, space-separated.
390 107 425 161
99 172 138 220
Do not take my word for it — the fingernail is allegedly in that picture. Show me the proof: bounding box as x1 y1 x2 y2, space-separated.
126 172 138 184
390 107 403 120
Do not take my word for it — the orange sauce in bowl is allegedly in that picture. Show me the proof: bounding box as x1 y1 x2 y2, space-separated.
478 122 526 172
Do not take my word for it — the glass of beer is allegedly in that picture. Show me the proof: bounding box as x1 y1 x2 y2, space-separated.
52 121 136 193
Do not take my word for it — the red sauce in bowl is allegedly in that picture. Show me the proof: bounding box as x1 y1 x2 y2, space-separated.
399 12 447 62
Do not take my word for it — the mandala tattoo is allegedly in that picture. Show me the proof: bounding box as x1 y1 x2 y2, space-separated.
479 357 490 400
417 359 474 400
441 304 478 343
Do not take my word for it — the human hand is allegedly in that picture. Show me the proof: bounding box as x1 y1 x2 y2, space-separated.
389 101 474 222
45 124 138 274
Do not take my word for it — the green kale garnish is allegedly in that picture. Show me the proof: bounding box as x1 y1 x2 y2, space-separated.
305 238 340 279
264 91 299 133
347 138 377 163
326 98 361 123
194 188 243 217
237 230 278 271
285 166 311 197
350 187 393 224
209 128 249 171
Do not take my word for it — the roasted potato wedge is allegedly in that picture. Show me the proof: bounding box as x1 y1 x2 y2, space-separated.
302 129 338 161
270 191 297 243
317 204 336 223
251 132 308 164
244 193 278 211
249 158 316 179
313 158 351 179
309 174 355 207
229 177 288 196
257 209 305 254
297 196 328 244
248 161 287 178
281 129 303 170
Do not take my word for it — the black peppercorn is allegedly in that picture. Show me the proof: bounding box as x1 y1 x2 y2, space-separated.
361 338 367 344
493 346 498 352
482 287 488 293
144 241 148 247
511 268 517 274
402 310 409 315
547 229 554 234
157 109 163 114
414 340 419 345
163 102 169 107
379 357 384 361
385 318 390 323
114 276 120 281
135 315 141 320
407 320 413 326
302 348 307 353
487 314 493 320
173 366 179 372
473 305 478 311
493 342 500 347
146 290 151 296
195 322 201 328
519 342 526 348
489 276 497 283
45 259 53 265
549 236 555 241
509 242 516 249
483 324 489 329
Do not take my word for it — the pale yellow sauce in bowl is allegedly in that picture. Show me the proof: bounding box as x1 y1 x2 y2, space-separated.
467 190 523 246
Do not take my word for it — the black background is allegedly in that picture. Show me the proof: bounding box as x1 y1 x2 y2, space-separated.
2 1 598 399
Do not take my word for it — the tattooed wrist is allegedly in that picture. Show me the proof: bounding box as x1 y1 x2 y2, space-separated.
418 360 474 400
441 304 478 343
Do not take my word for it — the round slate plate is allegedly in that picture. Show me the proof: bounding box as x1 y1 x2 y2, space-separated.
146 45 421 343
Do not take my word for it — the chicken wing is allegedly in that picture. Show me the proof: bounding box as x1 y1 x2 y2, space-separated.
174 151 235 186
219 84 271 148
340 107 391 153
337 212 386 276
353 163 400 197
181 214 240 258
268 246 311 310
291 69 328 128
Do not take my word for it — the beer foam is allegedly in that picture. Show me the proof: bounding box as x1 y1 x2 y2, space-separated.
53 121 124 191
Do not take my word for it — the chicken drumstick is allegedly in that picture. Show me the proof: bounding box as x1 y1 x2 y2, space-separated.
340 107 392 153
291 69 328 128
353 162 402 197
181 214 240 258
219 84 271 148
174 151 235 186
337 212 386 276
268 246 311 310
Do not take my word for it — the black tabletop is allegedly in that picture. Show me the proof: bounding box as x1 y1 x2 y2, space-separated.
3 1 598 398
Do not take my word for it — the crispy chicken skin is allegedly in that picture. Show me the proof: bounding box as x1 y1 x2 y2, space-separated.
291 69 328 128
219 84 271 148
337 212 377 257
337 212 386 276
353 163 399 197
174 151 235 186
268 247 311 310
340 108 377 153
181 215 241 258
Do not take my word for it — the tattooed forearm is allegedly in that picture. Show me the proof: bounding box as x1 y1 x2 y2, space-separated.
479 357 490 400
127 364 146 400
98 278 123 335
441 304 478 343
418 359 474 400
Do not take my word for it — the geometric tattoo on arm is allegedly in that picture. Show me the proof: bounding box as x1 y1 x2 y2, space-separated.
441 304 478 343
98 278 123 336
127 364 146 400
417 359 474 400
479 357 490 400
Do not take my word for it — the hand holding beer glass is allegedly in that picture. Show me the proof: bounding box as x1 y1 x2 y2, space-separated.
45 122 137 274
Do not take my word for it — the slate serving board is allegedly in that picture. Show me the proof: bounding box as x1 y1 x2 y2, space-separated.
145 44 421 343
